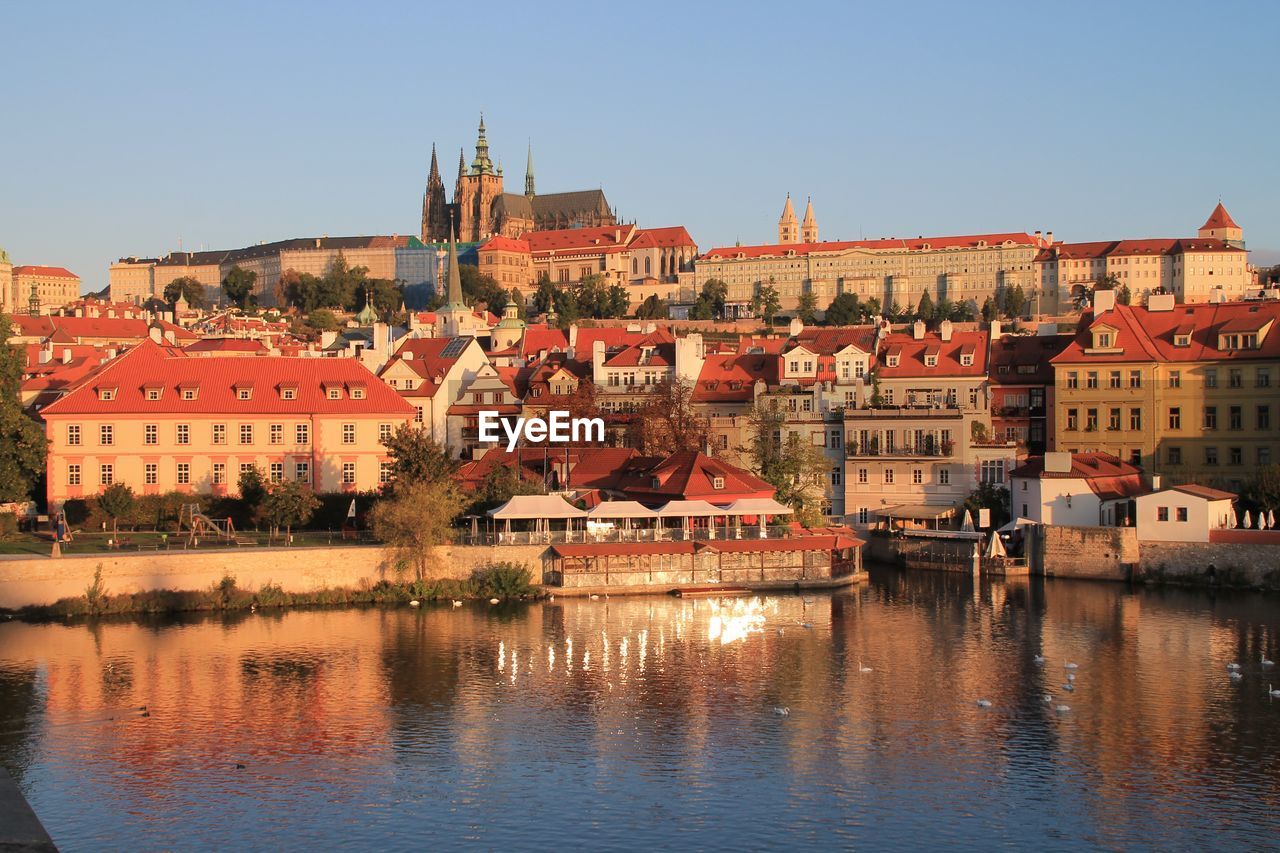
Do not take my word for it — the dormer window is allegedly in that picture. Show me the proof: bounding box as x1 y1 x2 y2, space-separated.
886 355 900 367
651 477 661 489
712 476 725 489
280 385 298 400
1097 332 1113 348
1174 333 1191 347
181 388 197 400
961 354 974 367
924 355 938 367
327 388 342 400
144 387 162 401
351 387 366 400
236 388 253 401
98 387 117 401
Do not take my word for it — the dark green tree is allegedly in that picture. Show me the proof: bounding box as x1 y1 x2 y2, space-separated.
262 480 321 541
962 483 1011 530
635 294 669 320
382 425 458 489
221 265 257 309
743 401 829 526
0 316 46 501
981 296 996 322
753 283 781 325
796 290 818 324
825 292 861 326
916 290 936 323
162 276 207 308
97 482 136 539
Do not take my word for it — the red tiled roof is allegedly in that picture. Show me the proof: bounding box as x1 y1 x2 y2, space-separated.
1010 452 1148 501
1169 484 1236 501
693 352 775 403
629 226 697 250
1201 202 1239 232
875 329 988 378
479 235 530 253
525 225 636 255
1053 302 1280 365
12 265 78 278
184 338 267 353
574 325 674 355
702 232 1039 260
989 333 1072 386
380 337 475 381
41 339 414 417
1035 237 1242 263
602 331 676 367
520 325 570 357
621 450 775 502
789 326 878 357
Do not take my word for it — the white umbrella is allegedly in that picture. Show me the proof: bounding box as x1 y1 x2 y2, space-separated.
984 532 1007 559
961 511 975 532
1231 507 1239 528
1243 510 1252 529
347 499 357 520
1257 513 1265 530
1269 510 1275 529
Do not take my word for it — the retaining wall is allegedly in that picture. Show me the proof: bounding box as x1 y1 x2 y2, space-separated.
1032 525 1139 581
1139 541 1280 586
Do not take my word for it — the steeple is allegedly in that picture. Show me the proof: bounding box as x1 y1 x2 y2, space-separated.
525 141 536 198
421 143 447 243
427 143 440 183
801 197 818 243
457 148 466 182
470 114 494 175
1198 201 1244 246
778 194 799 244
443 221 466 311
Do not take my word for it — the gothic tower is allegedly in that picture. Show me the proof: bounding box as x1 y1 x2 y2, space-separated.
525 142 536 198
801 197 818 243
420 144 449 243
778 194 799 244
453 116 505 242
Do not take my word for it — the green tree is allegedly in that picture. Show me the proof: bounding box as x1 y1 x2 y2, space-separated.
981 296 996 323
916 289 936 323
863 296 882 319
305 308 338 332
97 482 136 540
369 479 464 579
753 283 781 325
382 425 457 489
635 294 669 320
1001 284 1026 319
472 462 546 515
796 290 818 324
221 265 257 309
1244 465 1280 513
459 264 507 314
886 301 906 322
689 278 729 320
237 464 268 524
824 292 860 326
261 480 320 541
162 276 207 308
962 483 1011 530
0 316 46 501
743 400 829 526
532 274 557 315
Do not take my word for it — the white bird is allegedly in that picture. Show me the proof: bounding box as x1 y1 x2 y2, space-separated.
1033 655 1046 665
1227 662 1242 671
451 600 463 607
590 594 600 600
976 699 992 708
409 599 420 607
1042 694 1053 705
858 660 873 673
489 598 500 605
1055 704 1071 713
1269 684 1280 697
1067 673 1076 683
1262 654 1275 667
1064 662 1079 670
773 706 790 716
1230 671 1244 681
1061 683 1075 692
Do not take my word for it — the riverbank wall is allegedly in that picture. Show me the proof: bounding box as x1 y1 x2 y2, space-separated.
0 543 552 609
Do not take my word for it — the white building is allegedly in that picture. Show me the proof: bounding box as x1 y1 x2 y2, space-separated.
1009 451 1149 527
1134 484 1236 543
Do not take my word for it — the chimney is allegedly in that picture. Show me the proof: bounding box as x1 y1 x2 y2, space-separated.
912 319 925 340
789 316 803 337
149 326 163 343
1093 289 1116 313
1044 231 1054 246
990 319 1002 339
940 319 953 342
38 345 52 365
644 322 656 334
61 349 72 364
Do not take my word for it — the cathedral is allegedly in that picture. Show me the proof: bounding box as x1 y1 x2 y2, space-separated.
421 117 617 243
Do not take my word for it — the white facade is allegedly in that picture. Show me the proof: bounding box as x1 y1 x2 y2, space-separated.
1135 488 1235 543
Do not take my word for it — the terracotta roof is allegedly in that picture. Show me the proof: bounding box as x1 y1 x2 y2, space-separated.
575 325 673 355
989 333 1072 386
693 353 775 403
478 235 530 253
620 451 775 502
1169 484 1236 501
520 325 570 358
602 331 676 367
9 314 196 343
1035 237 1242 263
629 226 697 250
12 265 78 279
789 326 878 357
525 225 635 255
876 329 988 378
702 232 1040 260
380 337 475 381
1200 202 1239 232
184 338 267 353
1053 302 1280 365
1010 452 1148 501
40 339 414 417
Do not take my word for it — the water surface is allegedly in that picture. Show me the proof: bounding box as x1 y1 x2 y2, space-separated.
2 570 1279 850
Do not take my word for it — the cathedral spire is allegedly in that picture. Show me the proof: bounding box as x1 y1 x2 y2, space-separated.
525 141 536 198
801 197 818 243
457 148 466 182
427 143 440 183
778 193 799 244
443 220 466 311
471 114 494 175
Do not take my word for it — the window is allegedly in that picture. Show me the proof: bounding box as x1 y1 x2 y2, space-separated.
98 388 116 401
1260 447 1272 466
1086 371 1098 389
1108 371 1121 389
1258 368 1271 388
281 387 297 401
239 424 253 444
181 388 197 401
1229 369 1243 389
296 423 309 445
351 388 365 400
1129 370 1141 389
237 388 252 401
343 423 356 445
1229 406 1242 430
1168 407 1181 430
270 424 283 445
240 463 254 477
1129 408 1142 431
1086 408 1098 431
1067 408 1079 430
1066 372 1078 389
856 508 870 524
1204 406 1217 430
1230 447 1243 465
145 463 158 485
938 468 950 485
1169 370 1181 388
100 424 114 445
213 423 227 445
415 407 424 424
1205 446 1219 466
213 463 226 486
327 388 342 400
711 476 726 490
99 464 113 486
831 467 843 487
145 387 161 401
295 461 310 482
270 463 284 483
342 463 356 485
1157 506 1169 522
1205 369 1218 389
176 424 190 445
144 424 157 445
1108 408 1121 431
176 463 190 485
912 468 923 485
1176 507 1189 522
1168 446 1182 465
380 423 393 443
1130 449 1142 466
1262 406 1274 430
980 459 1006 485
67 464 81 486
857 468 868 484
67 424 81 446
380 462 393 484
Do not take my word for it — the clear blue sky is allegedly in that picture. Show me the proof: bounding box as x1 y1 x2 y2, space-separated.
3 0 1277 292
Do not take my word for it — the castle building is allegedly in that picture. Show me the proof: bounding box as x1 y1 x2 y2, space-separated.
421 117 617 244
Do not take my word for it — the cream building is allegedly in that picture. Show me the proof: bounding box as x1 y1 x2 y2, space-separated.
12 265 82 313
0 248 12 314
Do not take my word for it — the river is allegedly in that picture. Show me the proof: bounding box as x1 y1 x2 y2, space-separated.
1 569 1279 850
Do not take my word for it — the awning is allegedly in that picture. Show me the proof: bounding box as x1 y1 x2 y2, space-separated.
717 498 795 517
656 500 725 517
874 504 957 520
997 517 1038 533
488 495 587 520
586 501 658 519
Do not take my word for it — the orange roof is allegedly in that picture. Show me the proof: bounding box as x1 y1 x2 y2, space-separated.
1010 452 1148 501
702 232 1039 261
12 265 78 279
621 450 775 502
479 235 530 253
629 226 697 250
1200 202 1239 231
1053 302 1280 365
525 225 635 255
1035 237 1242 262
1169 484 1236 501
693 352 776 403
9 314 196 343
184 338 267 353
42 339 414 417
876 329 989 378
520 325 570 358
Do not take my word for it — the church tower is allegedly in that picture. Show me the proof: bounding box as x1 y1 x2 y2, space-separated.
441 223 472 338
1198 201 1244 248
778 194 799 244
421 144 449 243
801 197 818 243
525 142 536 198
453 116 505 243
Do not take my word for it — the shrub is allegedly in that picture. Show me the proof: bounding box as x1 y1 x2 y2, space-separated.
0 513 18 540
471 562 534 599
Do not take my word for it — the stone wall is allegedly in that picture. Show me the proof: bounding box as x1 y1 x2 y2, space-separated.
0 543 551 609
1031 525 1139 581
1139 541 1280 586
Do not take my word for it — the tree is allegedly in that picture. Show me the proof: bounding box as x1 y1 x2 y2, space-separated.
221 265 257 309
162 276 206 308
0 316 46 501
459 264 507 315
261 480 320 541
916 290 936 323
796 290 818 324
753 284 781 325
981 296 996 323
532 274 557 315
238 465 268 524
1115 284 1132 306
98 483 135 540
1244 465 1280 513
963 483 1011 531
369 479 464 579
743 401 829 526
886 301 906 322
635 294 669 320
1001 284 1026 319
863 296 882 319
305 308 338 332
624 378 711 455
382 425 457 489
689 279 729 320
824 292 860 327
471 462 545 515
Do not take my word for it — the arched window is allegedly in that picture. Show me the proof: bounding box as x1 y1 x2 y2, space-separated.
645 257 651 275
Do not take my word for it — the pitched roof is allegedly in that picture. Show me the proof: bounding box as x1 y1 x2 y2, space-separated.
789 326 878 357
1034 237 1243 262
12 265 78 279
1200 202 1239 232
530 189 611 219
40 339 414 417
620 451 775 502
629 226 697 250
524 225 635 255
380 336 476 381
478 234 530 253
519 325 570 358
702 232 1040 261
693 352 775 403
1009 452 1148 501
1169 484 1236 501
876 329 988 378
989 333 1073 385
1053 302 1280 365
184 338 267 354
8 314 196 343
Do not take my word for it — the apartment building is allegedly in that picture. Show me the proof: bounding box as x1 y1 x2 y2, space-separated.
40 340 416 507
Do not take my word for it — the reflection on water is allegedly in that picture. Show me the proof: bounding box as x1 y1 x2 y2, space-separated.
2 570 1280 850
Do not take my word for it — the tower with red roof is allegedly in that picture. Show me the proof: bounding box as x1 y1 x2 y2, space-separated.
1198 202 1244 247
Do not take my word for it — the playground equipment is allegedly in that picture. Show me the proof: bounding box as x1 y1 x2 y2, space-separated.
178 504 238 548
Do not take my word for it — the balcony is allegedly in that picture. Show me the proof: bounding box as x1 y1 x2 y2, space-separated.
843 405 963 422
846 437 955 459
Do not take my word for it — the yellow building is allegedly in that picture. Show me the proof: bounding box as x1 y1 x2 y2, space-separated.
11 265 82 313
1051 291 1280 491
40 340 416 507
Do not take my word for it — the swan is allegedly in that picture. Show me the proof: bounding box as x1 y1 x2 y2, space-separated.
976 699 992 708
1061 683 1075 692
1033 655 1046 665
1263 655 1275 667
590 594 600 600
1067 673 1076 682
858 660 873 673
1269 684 1280 697
1064 662 1079 670
1227 662 1242 671
1230 671 1243 681
451 600 463 607
773 706 790 716
409 599 421 607
489 598 500 605
1055 704 1071 713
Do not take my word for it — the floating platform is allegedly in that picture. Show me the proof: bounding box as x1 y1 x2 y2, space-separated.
673 586 752 598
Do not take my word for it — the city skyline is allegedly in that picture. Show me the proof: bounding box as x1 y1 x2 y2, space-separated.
2 1 1279 291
